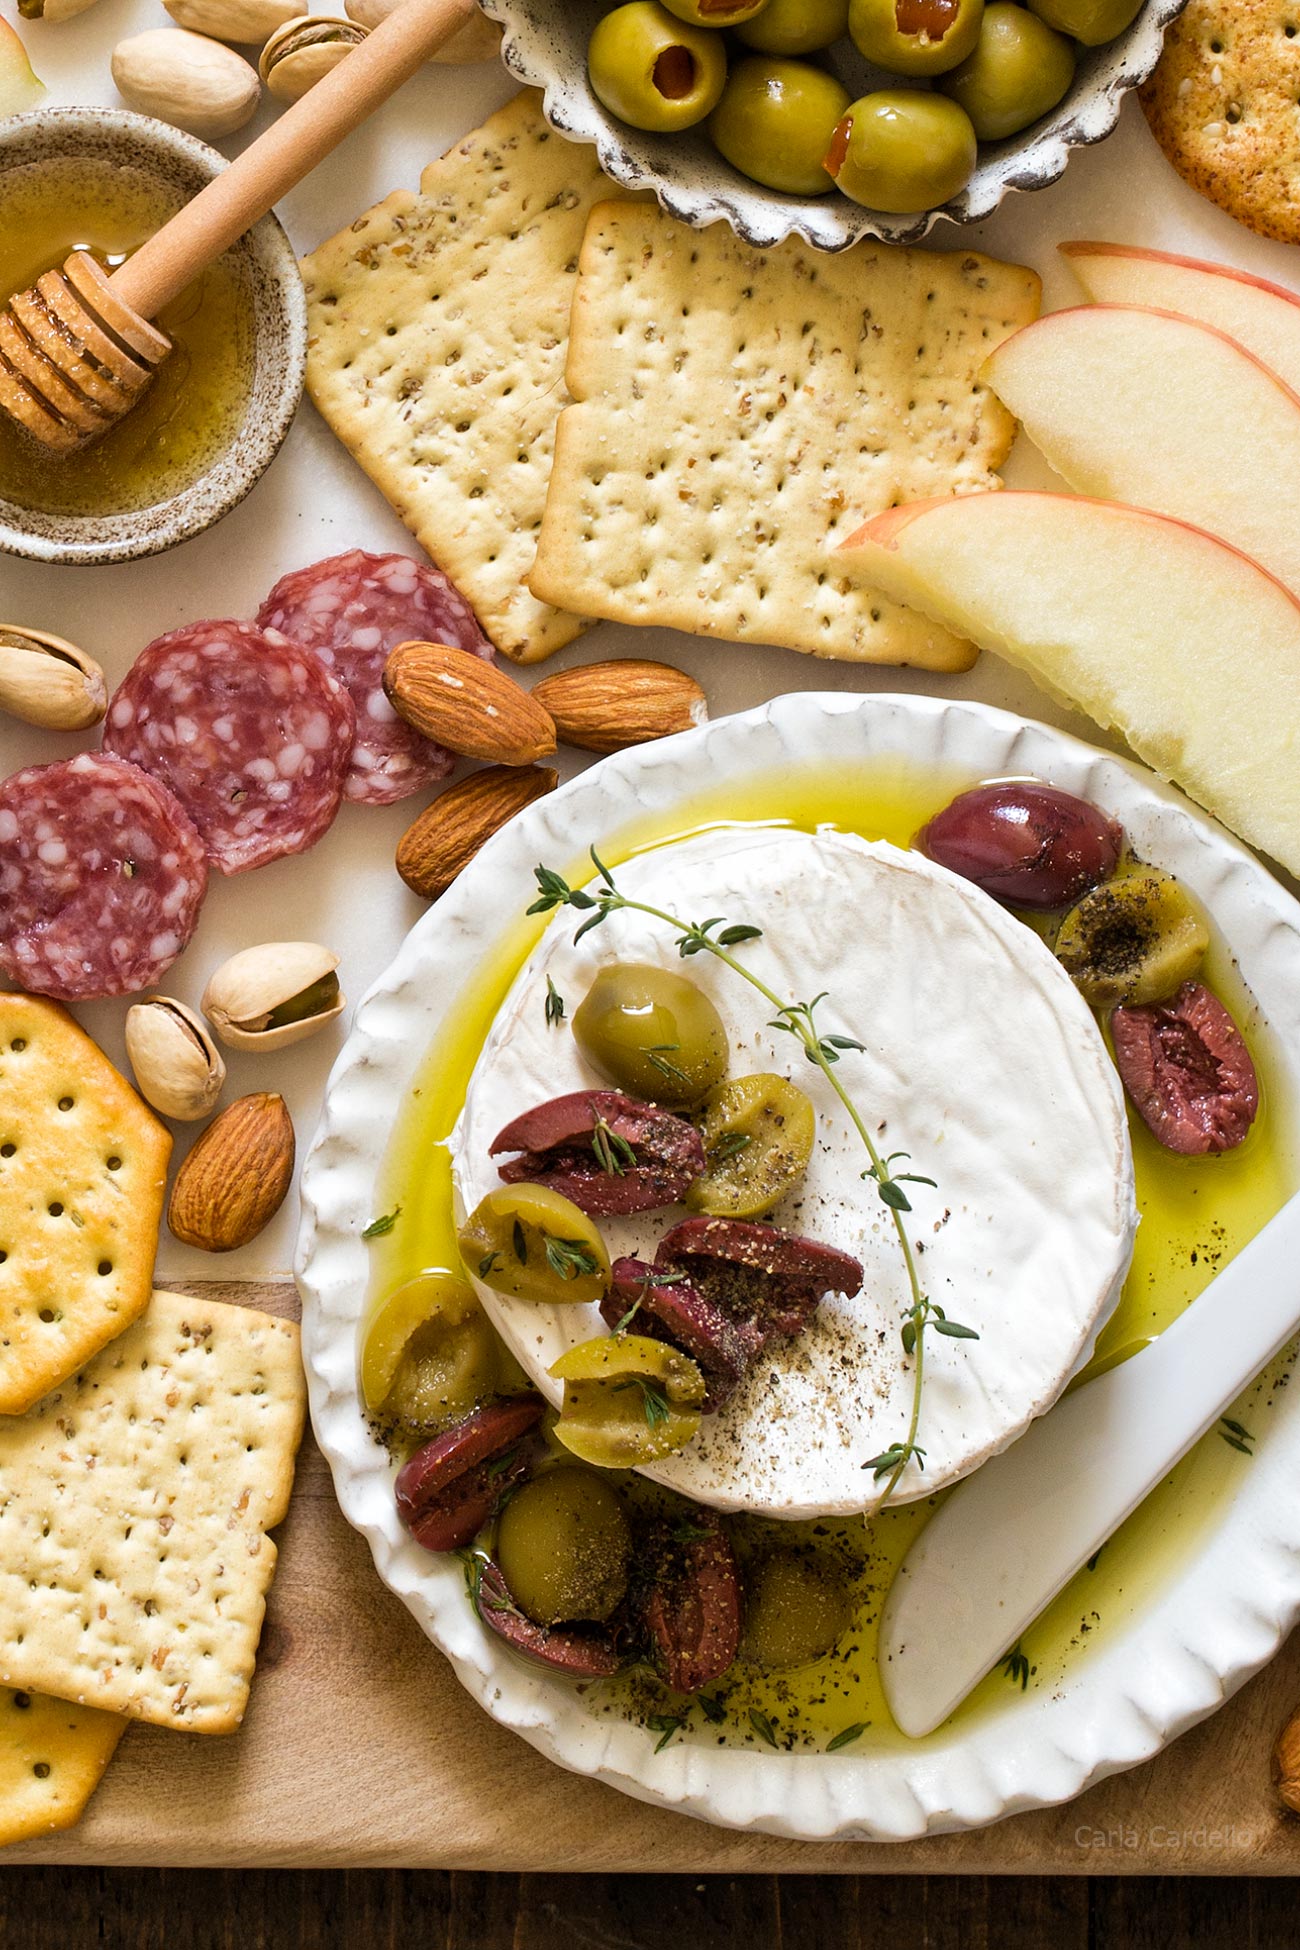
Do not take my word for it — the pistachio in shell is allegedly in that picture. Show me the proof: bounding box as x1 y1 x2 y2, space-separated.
258 13 365 100
202 941 344 1051
163 0 301 43
18 0 100 20
0 627 107 732
125 997 226 1122
111 28 261 139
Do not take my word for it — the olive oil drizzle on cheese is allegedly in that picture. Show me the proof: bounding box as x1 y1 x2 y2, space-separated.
366 760 1296 1751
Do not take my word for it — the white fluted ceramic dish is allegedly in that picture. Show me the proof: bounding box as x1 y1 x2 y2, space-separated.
482 0 1189 250
298 692 1300 1841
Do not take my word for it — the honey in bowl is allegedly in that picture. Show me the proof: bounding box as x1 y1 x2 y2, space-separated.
0 157 254 518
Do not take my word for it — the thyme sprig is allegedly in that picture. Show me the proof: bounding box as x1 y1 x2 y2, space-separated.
592 1114 637 1177
529 849 978 1510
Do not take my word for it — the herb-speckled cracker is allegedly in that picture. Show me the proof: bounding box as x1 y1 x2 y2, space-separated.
0 993 170 1417
529 204 1039 665
0 1689 125 1847
1140 0 1300 245
0 1290 305 1734
301 90 611 663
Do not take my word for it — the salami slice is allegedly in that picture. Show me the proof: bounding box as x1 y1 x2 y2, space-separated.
256 550 493 805
103 620 355 875
0 752 207 1001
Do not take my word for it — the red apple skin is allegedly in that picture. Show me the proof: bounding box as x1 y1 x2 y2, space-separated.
1061 240 1300 315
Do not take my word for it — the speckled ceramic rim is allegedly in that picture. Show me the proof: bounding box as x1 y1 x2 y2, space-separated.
0 107 306 565
481 0 1190 250
298 691 1300 1841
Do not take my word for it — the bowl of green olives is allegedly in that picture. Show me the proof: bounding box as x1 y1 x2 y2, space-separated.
481 0 1188 246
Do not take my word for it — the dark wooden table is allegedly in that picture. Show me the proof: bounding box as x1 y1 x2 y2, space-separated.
1 1870 1296 1946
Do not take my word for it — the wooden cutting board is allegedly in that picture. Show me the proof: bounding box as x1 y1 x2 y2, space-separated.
8 1278 1300 1873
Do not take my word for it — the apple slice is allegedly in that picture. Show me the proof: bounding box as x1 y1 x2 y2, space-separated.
0 18 43 115
839 491 1300 878
1062 241 1300 397
984 304 1300 598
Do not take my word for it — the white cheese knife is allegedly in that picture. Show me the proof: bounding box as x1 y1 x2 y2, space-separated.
878 1192 1300 1739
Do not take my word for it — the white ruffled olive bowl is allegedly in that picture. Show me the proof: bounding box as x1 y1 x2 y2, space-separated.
297 691 1300 1841
482 0 1189 250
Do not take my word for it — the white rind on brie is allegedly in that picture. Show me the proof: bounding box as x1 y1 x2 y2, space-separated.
453 827 1137 1520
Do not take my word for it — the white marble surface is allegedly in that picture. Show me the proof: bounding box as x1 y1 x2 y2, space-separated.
2 6 1298 1280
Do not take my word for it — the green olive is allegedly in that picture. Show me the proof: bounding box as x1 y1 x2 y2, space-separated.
1053 867 1209 1009
572 962 728 1109
588 1 729 132
686 1073 815 1216
824 91 977 213
847 0 984 75
549 1332 705 1467
709 57 850 196
496 1467 632 1625
459 1186 611 1307
741 1550 851 1669
360 1273 498 1437
661 0 769 25
737 0 848 52
938 3 1075 141
1026 0 1141 42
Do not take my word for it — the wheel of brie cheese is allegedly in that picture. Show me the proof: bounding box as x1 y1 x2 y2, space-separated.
453 825 1137 1519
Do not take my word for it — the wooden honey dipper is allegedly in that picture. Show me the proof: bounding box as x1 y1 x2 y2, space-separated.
0 0 478 454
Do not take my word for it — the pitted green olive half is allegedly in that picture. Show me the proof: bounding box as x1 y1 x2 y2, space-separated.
741 1549 852 1668
710 57 850 196
549 1332 705 1467
496 1466 632 1625
1053 867 1209 1009
687 1072 815 1216
1027 0 1142 42
572 962 728 1108
360 1271 498 1436
737 0 848 53
824 90 977 212
660 0 770 25
938 3 1075 141
459 1185 611 1307
847 0 984 75
588 1 728 133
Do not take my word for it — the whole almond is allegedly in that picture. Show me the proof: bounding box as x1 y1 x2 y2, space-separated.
384 642 556 766
530 660 706 754
397 765 558 901
168 1092 295 1252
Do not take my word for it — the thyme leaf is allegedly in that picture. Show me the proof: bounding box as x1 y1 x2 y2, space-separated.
544 1236 601 1281
545 975 566 1027
749 1709 779 1750
1219 1416 1256 1456
361 1206 401 1240
1002 1643 1032 1691
826 1722 867 1753
648 1713 687 1753
592 1115 637 1177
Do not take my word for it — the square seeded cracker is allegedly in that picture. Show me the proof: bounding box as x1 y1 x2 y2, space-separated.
0 1688 125 1847
529 204 1040 665
0 993 170 1417
301 90 615 663
0 1290 305 1734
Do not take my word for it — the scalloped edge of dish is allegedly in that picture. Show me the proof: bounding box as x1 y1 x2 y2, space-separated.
297 691 1300 1841
480 0 1188 250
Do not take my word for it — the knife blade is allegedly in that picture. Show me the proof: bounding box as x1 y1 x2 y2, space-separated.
878 1191 1300 1740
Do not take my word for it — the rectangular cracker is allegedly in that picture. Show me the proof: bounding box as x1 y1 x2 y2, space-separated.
0 1290 306 1734
0 1688 125 1847
0 993 171 1417
529 204 1041 665
302 90 612 663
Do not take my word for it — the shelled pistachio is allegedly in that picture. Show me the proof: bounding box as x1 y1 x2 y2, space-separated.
202 942 344 1051
258 14 364 100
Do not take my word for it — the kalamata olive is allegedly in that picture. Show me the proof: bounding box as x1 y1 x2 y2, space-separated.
1110 980 1259 1155
740 1549 850 1669
686 1073 814 1218
459 1184 611 1306
496 1467 632 1626
549 1332 706 1467
919 781 1122 910
1055 867 1208 1008
361 1271 498 1438
491 1089 705 1215
658 1216 863 1339
395 1394 545 1553
600 1257 763 1409
572 963 728 1109
640 1510 742 1693
474 1558 624 1677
